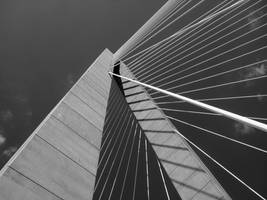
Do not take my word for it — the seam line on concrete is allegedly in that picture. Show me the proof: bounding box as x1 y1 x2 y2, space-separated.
0 51 111 178
61 101 103 133
83 75 110 94
36 135 96 177
70 90 105 118
8 166 65 200
118 69 231 199
189 179 213 200
79 77 108 100
81 76 109 97
119 67 231 199
76 84 106 107
51 115 100 150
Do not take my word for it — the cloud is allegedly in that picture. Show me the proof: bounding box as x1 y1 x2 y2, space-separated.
0 110 14 122
14 94 28 104
2 146 18 158
247 10 264 30
256 94 265 102
61 73 76 93
66 74 75 86
234 122 255 135
0 134 6 146
239 62 267 87
244 63 267 78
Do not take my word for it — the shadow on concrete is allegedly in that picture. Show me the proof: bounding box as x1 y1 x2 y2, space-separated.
120 79 225 200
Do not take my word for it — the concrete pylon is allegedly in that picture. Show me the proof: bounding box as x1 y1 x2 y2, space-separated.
0 49 231 200
0 49 113 200
120 63 232 200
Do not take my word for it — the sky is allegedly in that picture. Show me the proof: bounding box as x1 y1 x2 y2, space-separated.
0 0 165 166
0 0 266 199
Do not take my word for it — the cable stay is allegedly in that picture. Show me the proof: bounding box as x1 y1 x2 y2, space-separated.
109 72 267 200
172 127 266 200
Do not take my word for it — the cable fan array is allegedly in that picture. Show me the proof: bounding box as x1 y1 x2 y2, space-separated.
112 0 267 199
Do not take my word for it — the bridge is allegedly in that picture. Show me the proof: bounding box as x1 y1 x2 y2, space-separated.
0 0 266 199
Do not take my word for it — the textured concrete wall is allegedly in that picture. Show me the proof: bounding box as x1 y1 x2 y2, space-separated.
0 48 232 200
120 64 232 200
0 49 113 200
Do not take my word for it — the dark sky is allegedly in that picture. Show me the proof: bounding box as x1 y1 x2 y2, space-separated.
0 0 266 199
122 0 267 199
0 0 165 164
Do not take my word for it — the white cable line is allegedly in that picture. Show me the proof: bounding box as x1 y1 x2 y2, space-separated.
130 0 237 75
133 129 142 200
121 0 241 64
157 159 171 200
107 122 137 200
247 117 267 122
156 94 267 104
98 106 128 167
151 59 265 94
119 0 188 62
171 126 267 200
95 109 132 192
121 0 247 64
134 3 247 79
109 72 267 133
95 108 130 188
162 108 267 122
100 97 126 152
148 27 267 91
122 0 206 70
148 20 267 87
130 0 238 72
148 46 266 94
120 0 194 63
125 34 173 70
96 83 118 124
103 83 126 127
162 108 227 115
153 75 267 98
135 0 260 78
99 98 128 152
103 89 124 129
146 18 267 86
119 126 139 200
98 116 134 200
126 0 206 68
164 114 267 153
120 40 161 64
135 1 261 79
118 0 187 62
98 99 128 160
145 139 150 200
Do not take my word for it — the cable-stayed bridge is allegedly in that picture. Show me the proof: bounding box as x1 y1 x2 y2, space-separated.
0 0 266 199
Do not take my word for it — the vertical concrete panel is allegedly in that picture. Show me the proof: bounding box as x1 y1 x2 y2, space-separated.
37 117 99 175
120 63 232 200
53 103 102 149
0 49 113 200
11 136 95 200
0 168 61 200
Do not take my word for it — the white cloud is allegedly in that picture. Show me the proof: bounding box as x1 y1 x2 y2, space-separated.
2 146 18 158
234 122 255 135
247 10 264 30
257 94 265 102
244 63 267 78
14 94 28 104
0 110 14 122
239 62 267 87
67 74 75 85
0 134 6 146
61 73 76 93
